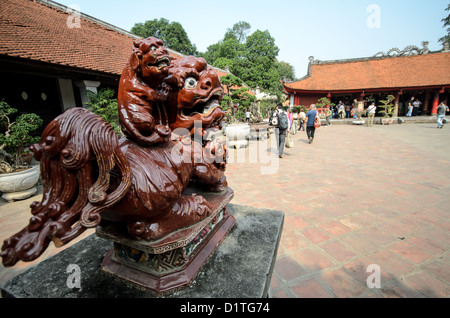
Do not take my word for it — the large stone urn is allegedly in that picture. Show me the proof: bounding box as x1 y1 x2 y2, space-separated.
0 165 40 202
224 123 250 149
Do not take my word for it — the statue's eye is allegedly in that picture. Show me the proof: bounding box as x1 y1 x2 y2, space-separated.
150 45 157 51
185 77 198 89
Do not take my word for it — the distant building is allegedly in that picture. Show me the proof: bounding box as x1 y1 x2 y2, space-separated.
283 43 450 116
0 0 232 128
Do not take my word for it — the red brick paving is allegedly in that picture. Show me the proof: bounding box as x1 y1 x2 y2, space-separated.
228 122 450 298
1 121 450 298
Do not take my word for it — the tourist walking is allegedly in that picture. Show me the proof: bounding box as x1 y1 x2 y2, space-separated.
325 106 332 126
306 104 318 144
366 102 377 127
299 110 306 131
413 98 421 116
270 104 290 157
351 106 357 119
345 103 351 118
406 97 414 117
437 101 449 129
287 108 293 134
292 109 298 134
338 101 345 119
245 109 251 122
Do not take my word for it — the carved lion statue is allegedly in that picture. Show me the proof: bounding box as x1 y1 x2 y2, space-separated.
1 39 228 267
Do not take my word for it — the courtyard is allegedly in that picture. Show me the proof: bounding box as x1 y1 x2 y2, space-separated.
1 121 450 297
227 121 450 297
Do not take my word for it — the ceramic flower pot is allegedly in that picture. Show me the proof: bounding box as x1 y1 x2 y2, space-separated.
0 165 40 202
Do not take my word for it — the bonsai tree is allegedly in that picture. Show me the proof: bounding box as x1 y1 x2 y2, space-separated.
316 97 335 109
220 74 256 123
0 100 43 173
378 95 395 118
316 97 335 118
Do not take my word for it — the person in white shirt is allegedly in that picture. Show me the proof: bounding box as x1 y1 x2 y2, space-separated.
292 110 298 134
245 110 251 122
367 102 377 127
413 99 422 116
299 111 306 131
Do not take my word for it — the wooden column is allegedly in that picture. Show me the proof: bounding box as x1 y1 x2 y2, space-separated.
393 90 402 117
431 90 441 115
423 90 430 113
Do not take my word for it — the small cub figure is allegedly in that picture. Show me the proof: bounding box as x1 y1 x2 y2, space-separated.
118 37 172 146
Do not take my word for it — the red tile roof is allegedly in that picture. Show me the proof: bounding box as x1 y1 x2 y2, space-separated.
0 0 196 75
284 52 450 92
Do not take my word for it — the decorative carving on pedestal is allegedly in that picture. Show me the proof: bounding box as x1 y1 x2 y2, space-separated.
1 37 235 294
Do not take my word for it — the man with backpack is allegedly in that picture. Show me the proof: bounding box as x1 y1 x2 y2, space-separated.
270 104 290 158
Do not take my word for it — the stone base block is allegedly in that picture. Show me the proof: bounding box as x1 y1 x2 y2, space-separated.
1 204 284 298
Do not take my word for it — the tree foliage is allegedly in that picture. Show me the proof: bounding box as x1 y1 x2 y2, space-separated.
200 22 295 102
220 74 256 123
131 18 198 55
275 60 296 82
86 88 123 137
225 21 251 43
439 4 450 44
0 100 43 172
316 97 335 109
378 95 395 118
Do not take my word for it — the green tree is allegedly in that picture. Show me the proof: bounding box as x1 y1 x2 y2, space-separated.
232 29 282 98
86 88 123 137
220 74 256 123
378 95 395 118
224 21 251 43
439 4 450 44
0 100 43 172
201 23 287 101
131 18 198 55
316 97 335 109
275 60 296 82
202 36 243 68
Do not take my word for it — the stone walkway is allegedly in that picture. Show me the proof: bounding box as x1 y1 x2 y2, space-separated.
226 121 450 297
1 120 449 297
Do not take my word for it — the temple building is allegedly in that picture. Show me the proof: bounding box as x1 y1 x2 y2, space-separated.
283 43 450 116
0 0 232 128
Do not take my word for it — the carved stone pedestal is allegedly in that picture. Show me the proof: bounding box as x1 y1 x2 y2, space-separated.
96 187 235 296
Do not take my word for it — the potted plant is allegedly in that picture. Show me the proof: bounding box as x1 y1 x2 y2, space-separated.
378 95 395 125
0 99 43 202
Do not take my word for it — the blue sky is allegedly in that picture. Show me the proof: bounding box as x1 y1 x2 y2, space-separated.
56 0 449 79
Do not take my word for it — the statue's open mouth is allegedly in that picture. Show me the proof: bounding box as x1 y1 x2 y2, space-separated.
147 56 171 70
182 88 223 117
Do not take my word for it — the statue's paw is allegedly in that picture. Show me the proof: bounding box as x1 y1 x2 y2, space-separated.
155 124 171 138
209 176 228 193
203 139 227 168
127 194 212 241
